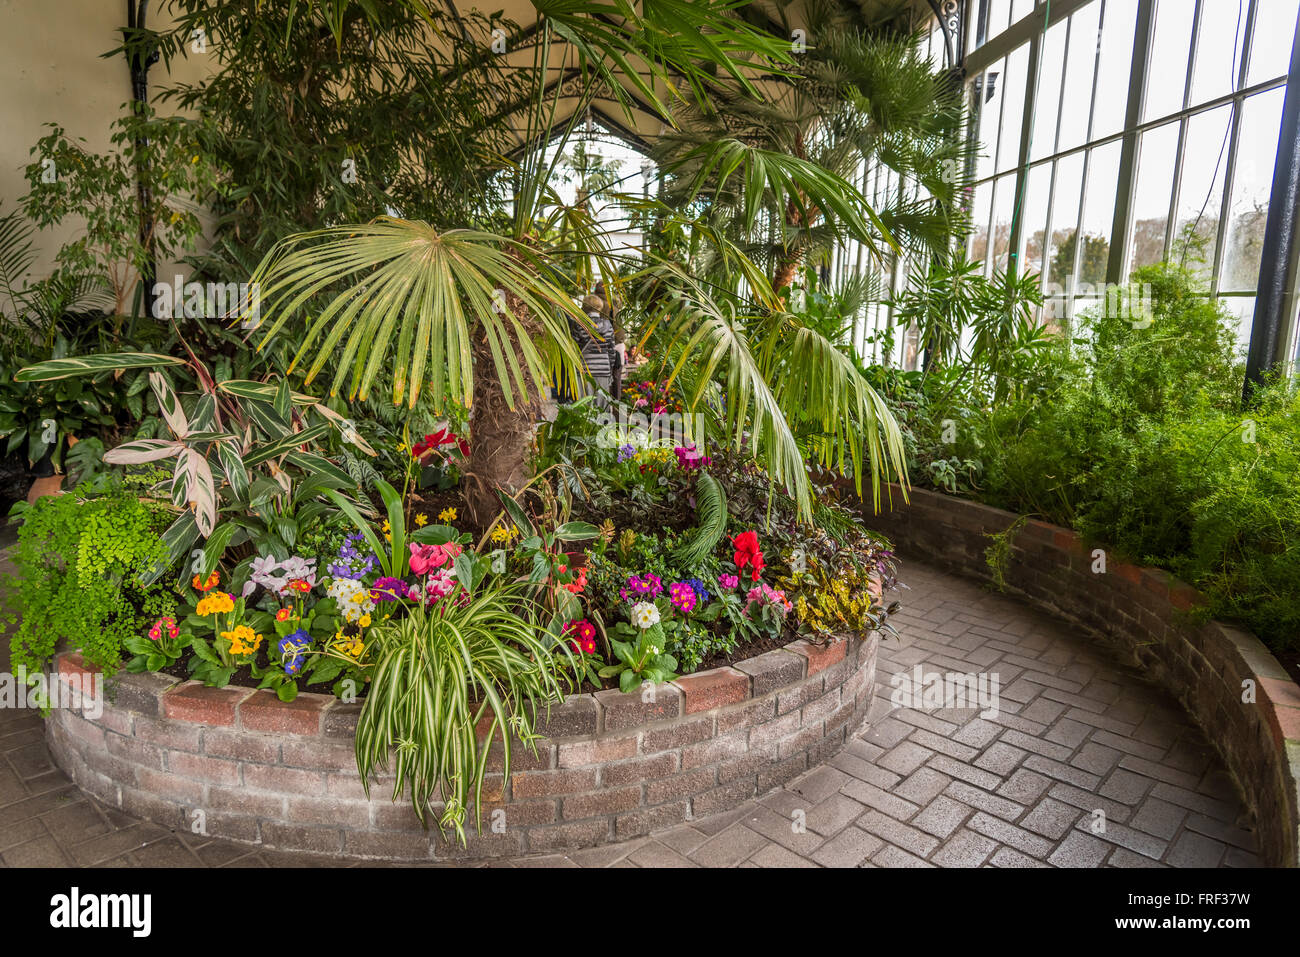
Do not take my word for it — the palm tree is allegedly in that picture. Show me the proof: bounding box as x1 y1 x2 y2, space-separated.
245 0 910 523
651 0 971 292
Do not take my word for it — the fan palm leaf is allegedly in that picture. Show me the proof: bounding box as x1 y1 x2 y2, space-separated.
244 218 587 410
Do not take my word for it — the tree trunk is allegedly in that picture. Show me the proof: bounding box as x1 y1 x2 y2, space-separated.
463 284 545 528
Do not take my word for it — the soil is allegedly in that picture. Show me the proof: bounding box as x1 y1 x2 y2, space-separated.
1275 648 1300 687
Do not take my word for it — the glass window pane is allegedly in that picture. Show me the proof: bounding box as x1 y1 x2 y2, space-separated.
1219 295 1256 350
997 45 1031 174
969 179 994 265
1058 2 1101 153
1092 0 1139 140
1222 87 1285 291
1079 140 1122 289
1047 151 1085 294
1128 121 1180 272
989 0 1014 38
1171 104 1231 279
1031 19 1069 161
1248 0 1299 84
1189 0 1251 107
1019 162 1053 276
991 173 1018 273
1013 0 1036 24
974 62 1007 182
1143 0 1194 122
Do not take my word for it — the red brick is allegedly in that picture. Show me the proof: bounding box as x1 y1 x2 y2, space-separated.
286 795 371 828
242 763 328 793
238 690 329 735
203 727 280 763
1168 582 1204 611
672 667 750 714
641 717 714 752
511 767 598 798
166 750 241 786
681 730 747 770
733 649 804 696
716 696 777 732
615 801 689 838
524 818 609 853
786 638 847 676
602 752 679 787
562 785 642 820
260 822 344 854
162 682 252 725
281 738 354 771
131 716 202 752
474 799 558 829
556 735 638 768
644 766 716 805
136 766 204 805
595 684 683 730
57 651 101 684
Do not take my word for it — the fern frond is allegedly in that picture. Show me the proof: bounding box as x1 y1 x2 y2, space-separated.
674 472 728 566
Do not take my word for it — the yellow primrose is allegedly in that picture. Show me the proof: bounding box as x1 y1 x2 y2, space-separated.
414 513 428 527
195 592 235 617
438 507 457 522
222 625 262 657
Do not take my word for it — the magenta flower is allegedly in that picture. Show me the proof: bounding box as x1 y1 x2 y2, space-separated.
669 581 697 614
718 573 739 590
370 577 410 602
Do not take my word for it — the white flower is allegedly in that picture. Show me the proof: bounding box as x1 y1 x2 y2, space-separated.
631 601 660 629
327 577 375 623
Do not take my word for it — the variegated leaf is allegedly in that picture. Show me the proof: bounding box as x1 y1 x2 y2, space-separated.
103 439 183 466
150 372 187 438
14 353 187 383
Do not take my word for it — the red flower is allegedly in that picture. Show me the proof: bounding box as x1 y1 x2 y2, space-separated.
732 530 764 582
564 567 588 594
564 619 597 654
412 427 469 461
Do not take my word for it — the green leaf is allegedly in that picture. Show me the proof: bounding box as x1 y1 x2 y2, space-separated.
276 681 298 703
244 423 330 466
553 521 599 542
619 669 639 693
14 352 188 382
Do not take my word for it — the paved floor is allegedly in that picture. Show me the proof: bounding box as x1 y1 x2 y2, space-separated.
0 558 1262 867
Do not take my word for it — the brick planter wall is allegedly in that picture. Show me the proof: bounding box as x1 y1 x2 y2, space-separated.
44 632 878 861
859 483 1300 867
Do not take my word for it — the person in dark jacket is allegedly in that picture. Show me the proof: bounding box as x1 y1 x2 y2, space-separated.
568 294 621 407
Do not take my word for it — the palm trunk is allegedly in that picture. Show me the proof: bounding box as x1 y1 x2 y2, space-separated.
463 284 545 527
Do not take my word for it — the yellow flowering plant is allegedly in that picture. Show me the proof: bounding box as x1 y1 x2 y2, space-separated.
179 588 273 687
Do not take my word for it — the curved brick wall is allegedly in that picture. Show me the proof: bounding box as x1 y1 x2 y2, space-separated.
861 483 1300 867
45 632 878 860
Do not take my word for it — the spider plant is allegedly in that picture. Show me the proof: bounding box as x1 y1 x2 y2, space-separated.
355 583 572 840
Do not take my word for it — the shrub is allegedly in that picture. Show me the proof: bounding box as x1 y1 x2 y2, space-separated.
6 489 173 684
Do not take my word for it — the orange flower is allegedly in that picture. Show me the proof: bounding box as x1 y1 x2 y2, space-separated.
276 608 293 622
192 570 220 592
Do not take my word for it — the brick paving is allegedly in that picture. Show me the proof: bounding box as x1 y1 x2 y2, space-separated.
0 557 1261 867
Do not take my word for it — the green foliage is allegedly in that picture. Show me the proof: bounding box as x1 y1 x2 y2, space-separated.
20 111 222 317
354 586 570 838
907 261 1300 652
6 490 172 681
673 472 729 565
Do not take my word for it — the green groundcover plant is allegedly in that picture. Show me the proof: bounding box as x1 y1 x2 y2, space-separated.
894 261 1300 654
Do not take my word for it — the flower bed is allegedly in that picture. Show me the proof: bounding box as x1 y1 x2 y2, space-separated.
45 629 878 860
860 483 1300 868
